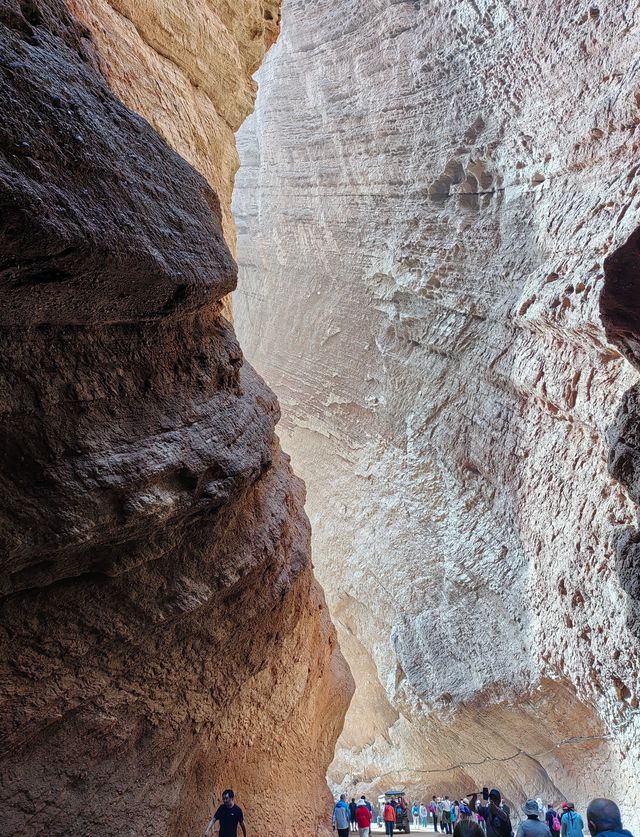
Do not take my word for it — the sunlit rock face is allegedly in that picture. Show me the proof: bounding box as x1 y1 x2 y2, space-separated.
68 0 281 251
0 1 351 834
234 0 640 825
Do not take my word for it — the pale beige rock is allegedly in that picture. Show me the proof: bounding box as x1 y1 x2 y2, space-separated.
234 0 640 827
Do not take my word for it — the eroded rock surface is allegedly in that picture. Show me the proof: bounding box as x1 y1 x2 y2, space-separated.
68 0 281 251
234 0 640 825
0 1 351 834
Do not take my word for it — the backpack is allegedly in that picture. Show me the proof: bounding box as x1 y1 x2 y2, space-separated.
552 816 561 832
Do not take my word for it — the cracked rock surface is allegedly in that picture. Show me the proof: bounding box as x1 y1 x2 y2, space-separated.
0 0 351 834
234 0 640 825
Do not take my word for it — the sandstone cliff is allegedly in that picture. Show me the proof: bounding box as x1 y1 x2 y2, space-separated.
234 0 640 826
0 1 351 834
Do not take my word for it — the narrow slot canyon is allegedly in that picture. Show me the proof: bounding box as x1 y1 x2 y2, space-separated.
0 1 639 836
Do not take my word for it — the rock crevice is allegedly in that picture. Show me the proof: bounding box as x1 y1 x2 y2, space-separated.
602 227 640 644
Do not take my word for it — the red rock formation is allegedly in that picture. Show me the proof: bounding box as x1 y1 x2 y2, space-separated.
0 1 352 833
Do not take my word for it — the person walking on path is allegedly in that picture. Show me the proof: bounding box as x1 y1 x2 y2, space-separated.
516 799 552 837
205 789 246 837
561 806 585 837
587 799 635 837
356 799 372 837
546 805 561 837
421 803 429 829
442 796 453 835
333 794 351 837
413 804 421 829
431 797 440 833
476 789 513 837
384 799 397 836
452 801 460 830
349 799 358 832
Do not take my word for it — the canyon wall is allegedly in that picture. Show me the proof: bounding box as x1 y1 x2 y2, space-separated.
0 1 351 835
234 0 640 825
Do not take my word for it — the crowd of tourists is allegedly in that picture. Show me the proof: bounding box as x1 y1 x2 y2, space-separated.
199 785 633 837
331 789 635 837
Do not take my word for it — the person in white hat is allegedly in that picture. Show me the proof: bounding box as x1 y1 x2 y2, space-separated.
355 799 372 837
516 800 553 837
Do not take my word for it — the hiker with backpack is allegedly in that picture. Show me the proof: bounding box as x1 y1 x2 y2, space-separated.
546 806 562 837
349 798 358 832
383 799 397 836
355 799 372 837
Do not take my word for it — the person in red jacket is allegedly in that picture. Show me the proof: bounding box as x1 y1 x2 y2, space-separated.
356 800 372 837
384 800 397 836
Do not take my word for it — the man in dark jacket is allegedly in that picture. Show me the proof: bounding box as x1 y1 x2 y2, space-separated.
546 806 561 837
349 798 358 832
587 799 635 837
477 790 513 837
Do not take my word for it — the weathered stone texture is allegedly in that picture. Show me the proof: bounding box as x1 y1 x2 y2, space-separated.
68 0 281 251
234 0 640 825
0 0 351 834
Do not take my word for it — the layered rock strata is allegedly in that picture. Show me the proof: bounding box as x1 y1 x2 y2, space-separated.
0 1 351 834
234 0 640 826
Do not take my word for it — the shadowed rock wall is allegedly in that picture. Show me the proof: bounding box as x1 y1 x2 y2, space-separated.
0 1 351 834
234 0 640 826
603 228 640 648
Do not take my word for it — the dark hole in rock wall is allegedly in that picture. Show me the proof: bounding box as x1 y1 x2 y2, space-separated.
601 227 640 640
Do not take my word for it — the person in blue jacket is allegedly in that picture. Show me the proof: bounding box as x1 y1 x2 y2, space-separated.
561 805 584 837
333 794 351 837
